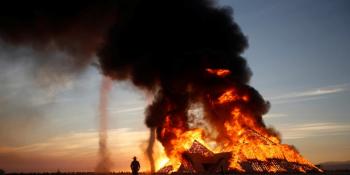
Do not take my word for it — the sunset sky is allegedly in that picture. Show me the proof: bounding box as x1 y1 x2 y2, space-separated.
1 0 350 173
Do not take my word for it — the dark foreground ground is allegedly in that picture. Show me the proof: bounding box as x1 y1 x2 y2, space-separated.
4 171 350 175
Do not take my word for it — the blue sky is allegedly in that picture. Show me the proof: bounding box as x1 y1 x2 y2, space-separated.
0 0 349 172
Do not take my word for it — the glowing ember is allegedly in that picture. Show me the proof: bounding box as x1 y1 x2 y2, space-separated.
206 68 231 77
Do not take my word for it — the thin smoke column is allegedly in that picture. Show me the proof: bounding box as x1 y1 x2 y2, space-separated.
96 76 113 172
147 128 156 173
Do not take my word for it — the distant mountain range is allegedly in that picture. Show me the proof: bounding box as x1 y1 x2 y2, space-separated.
319 160 350 170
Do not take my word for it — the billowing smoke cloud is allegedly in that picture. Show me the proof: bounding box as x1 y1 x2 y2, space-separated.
0 0 273 172
98 0 271 171
0 0 116 72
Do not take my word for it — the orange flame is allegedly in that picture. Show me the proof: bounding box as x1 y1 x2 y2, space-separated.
156 88 322 173
206 68 231 77
158 115 209 171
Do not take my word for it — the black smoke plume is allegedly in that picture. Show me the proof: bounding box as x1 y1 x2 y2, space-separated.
0 0 116 68
98 0 270 172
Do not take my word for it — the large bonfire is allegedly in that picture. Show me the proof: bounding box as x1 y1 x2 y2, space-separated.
93 0 324 174
153 69 322 174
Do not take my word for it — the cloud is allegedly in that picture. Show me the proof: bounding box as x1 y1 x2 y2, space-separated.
109 106 145 114
293 123 350 131
263 113 288 119
279 122 350 140
269 84 350 104
0 128 148 155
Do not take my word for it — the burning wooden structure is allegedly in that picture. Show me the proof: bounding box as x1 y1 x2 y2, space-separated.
152 69 324 174
158 138 322 174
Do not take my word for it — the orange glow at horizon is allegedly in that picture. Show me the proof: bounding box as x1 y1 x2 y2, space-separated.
0 129 154 173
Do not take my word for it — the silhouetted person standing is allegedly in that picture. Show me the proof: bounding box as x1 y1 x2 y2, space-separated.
130 156 140 175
